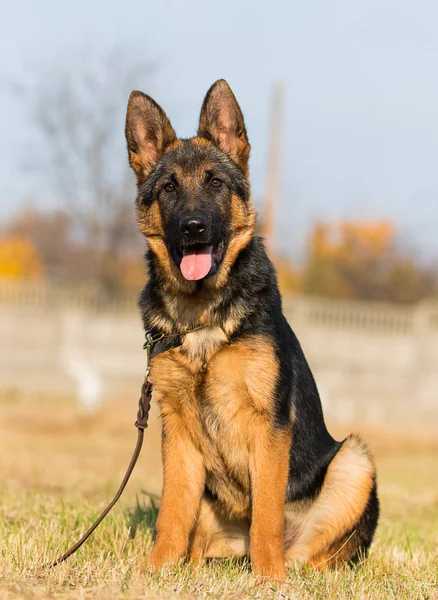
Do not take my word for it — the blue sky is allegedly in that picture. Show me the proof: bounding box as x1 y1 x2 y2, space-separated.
1 0 438 259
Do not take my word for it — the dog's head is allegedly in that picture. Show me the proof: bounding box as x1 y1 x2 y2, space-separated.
125 80 256 292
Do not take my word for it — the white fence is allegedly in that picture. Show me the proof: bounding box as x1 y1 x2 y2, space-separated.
1 281 437 430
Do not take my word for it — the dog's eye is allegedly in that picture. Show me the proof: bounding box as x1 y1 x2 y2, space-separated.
164 182 176 192
211 178 222 188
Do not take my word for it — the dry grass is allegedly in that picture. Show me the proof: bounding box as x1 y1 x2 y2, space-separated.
0 391 437 599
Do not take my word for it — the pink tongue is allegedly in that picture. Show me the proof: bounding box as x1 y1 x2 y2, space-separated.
180 246 213 280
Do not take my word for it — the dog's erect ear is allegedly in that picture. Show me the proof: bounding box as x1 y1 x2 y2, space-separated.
125 91 177 184
198 80 250 173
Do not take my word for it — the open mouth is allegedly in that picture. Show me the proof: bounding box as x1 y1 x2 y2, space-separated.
178 242 225 281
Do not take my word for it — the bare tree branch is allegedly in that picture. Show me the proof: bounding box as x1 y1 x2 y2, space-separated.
17 49 157 295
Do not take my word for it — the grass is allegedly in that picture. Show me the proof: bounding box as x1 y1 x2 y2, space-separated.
0 392 437 599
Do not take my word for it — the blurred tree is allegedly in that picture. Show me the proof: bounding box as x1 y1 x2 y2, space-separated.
120 254 149 293
16 50 154 296
5 204 146 292
304 221 436 303
275 258 303 295
7 206 76 280
0 236 44 279
256 214 302 294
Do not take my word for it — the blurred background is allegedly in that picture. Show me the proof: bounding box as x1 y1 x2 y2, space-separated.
1 0 438 507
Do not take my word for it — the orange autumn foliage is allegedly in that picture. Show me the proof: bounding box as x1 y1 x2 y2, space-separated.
304 221 435 303
0 236 45 279
311 221 394 261
275 258 303 295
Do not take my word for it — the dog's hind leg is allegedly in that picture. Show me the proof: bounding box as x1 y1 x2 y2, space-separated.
189 496 250 565
284 434 379 569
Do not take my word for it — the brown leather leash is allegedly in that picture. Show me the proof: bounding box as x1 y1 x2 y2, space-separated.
41 324 208 570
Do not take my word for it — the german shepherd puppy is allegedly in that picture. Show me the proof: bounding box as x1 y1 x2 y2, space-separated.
125 80 379 581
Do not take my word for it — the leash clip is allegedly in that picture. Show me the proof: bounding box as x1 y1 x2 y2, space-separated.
142 331 166 382
142 324 208 383
143 332 155 350
143 332 156 383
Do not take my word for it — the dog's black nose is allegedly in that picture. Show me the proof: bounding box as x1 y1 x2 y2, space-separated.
179 215 207 237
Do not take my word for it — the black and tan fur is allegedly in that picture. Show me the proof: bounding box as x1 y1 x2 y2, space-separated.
125 80 379 581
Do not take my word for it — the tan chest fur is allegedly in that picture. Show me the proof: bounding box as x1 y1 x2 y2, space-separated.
149 329 279 520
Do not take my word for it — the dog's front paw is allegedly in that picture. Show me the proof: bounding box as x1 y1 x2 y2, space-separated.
251 539 287 582
251 554 287 582
141 543 185 573
253 565 287 583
